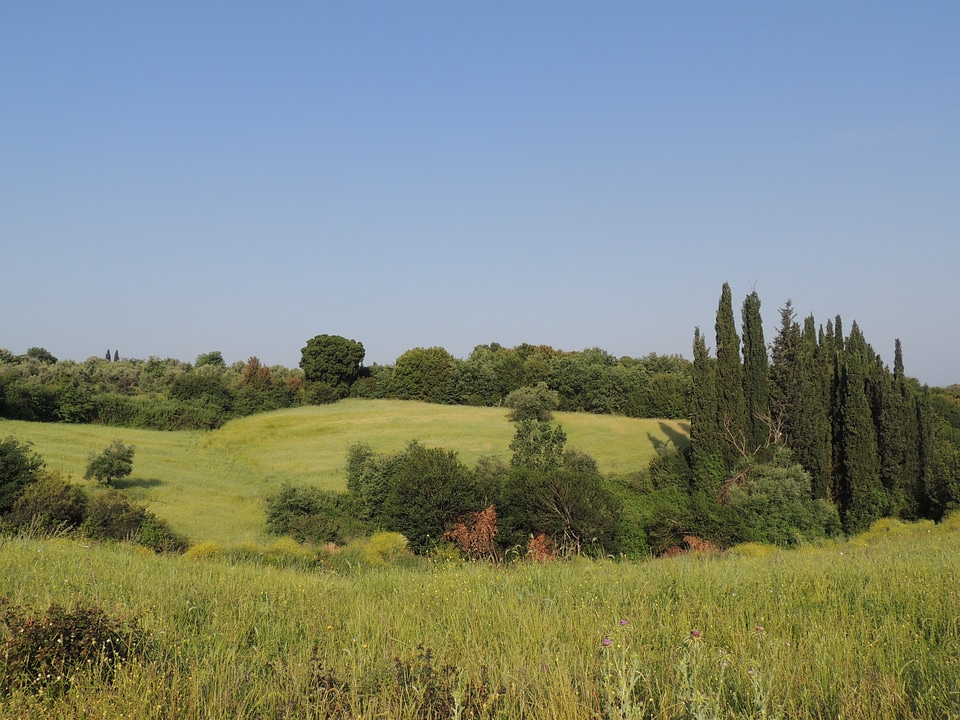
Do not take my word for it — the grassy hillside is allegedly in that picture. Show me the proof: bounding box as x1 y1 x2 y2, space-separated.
0 400 689 545
1 517 957 719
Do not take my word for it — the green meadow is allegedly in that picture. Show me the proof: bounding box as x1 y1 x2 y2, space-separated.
2 402 960 718
1 518 958 718
0 399 689 545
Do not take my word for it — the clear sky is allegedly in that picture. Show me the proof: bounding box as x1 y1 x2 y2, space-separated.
2 3 957 386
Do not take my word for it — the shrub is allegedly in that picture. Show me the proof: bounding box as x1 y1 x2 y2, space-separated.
184 541 223 560
81 489 187 553
263 537 317 569
3 471 87 533
266 484 370 544
443 504 499 561
0 436 44 514
135 513 189 554
0 598 145 697
363 531 411 565
81 490 146 541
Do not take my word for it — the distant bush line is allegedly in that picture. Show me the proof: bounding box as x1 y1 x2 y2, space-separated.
0 344 690 431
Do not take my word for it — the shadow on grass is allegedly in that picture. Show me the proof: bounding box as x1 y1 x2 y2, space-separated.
113 477 163 489
659 421 690 450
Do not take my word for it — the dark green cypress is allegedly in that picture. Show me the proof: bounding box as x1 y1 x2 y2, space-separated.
915 388 938 518
770 304 831 498
740 291 770 451
802 315 832 499
714 283 748 468
838 322 886 533
691 326 722 490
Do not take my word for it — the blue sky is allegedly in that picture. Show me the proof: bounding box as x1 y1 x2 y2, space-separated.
2 3 958 386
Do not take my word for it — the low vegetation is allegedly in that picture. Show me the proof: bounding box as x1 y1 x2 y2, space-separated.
0 401 687 546
1 517 958 718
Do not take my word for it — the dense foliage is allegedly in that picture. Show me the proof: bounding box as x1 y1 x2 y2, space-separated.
0 342 691 431
680 286 960 543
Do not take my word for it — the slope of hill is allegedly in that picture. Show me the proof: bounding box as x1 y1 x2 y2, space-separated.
0 399 689 544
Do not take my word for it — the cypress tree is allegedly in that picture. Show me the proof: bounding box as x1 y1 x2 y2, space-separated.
770 304 831 498
740 291 770 451
838 322 886 532
690 326 722 490
802 315 832 499
915 388 938 518
894 340 922 516
714 283 748 469
113 349 119 362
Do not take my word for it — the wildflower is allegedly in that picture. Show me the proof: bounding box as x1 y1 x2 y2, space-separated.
602 637 612 647
690 628 701 640
619 619 629 626
755 625 764 634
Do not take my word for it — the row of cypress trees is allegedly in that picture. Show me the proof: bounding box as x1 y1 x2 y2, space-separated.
690 283 938 533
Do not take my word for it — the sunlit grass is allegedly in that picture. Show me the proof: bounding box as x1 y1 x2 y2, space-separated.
1 518 958 718
0 400 686 545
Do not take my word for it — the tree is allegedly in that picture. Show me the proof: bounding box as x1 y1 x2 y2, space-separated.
509 419 567 472
84 440 135 486
504 382 560 422
714 283 748 469
195 351 226 370
378 442 480 553
500 449 620 556
770 304 831 499
837 323 885 532
0 436 44 514
690 327 722 490
390 346 455 403
740 291 770 451
299 335 365 400
113 349 120 363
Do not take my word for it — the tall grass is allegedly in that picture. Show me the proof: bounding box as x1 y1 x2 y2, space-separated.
2 517 958 718
0 400 687 545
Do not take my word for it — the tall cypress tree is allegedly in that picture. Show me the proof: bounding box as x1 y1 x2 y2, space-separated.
769 304 830 498
838 322 886 532
740 291 770 451
877 341 912 517
714 283 748 469
894 340 922 517
691 326 722 490
802 315 832 499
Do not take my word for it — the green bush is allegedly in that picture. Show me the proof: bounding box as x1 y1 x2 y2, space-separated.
0 436 44 514
81 490 187 553
3 471 87 533
266 484 370 544
135 513 189 554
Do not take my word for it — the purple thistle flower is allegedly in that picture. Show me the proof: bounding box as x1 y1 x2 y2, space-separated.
620 619 629 626
690 628 701 639
602 637 612 647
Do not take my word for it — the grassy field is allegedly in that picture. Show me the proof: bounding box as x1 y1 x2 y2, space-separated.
1 517 958 719
0 400 689 545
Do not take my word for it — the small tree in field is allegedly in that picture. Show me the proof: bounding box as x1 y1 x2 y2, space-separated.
84 441 135 486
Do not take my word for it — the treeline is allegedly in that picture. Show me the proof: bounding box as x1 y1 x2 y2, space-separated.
682 284 960 536
269 285 960 557
0 343 691 430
